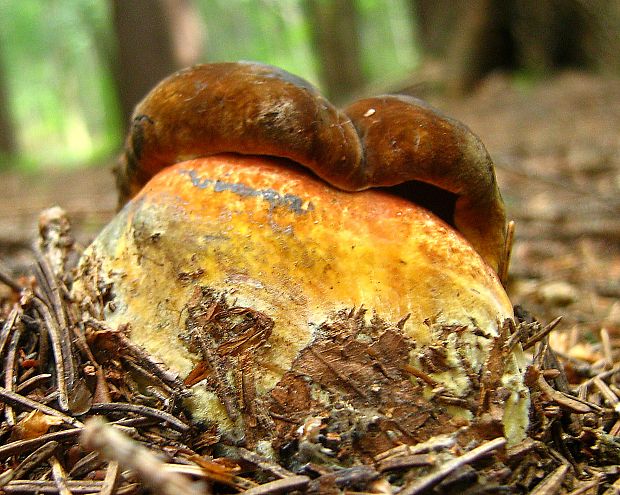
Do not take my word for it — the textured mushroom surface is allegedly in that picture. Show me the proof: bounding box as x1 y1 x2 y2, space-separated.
76 61 528 459
76 154 528 450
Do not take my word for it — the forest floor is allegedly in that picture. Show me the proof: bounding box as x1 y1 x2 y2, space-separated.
1 70 620 493
2 69 620 358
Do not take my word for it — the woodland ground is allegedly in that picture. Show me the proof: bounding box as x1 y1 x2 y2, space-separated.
2 70 620 351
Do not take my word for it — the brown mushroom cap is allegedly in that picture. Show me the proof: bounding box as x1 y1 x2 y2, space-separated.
116 62 361 204
116 62 506 272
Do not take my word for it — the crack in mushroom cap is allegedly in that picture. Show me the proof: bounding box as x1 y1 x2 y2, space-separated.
115 62 506 272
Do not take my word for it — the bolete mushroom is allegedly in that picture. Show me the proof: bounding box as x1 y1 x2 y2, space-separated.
117 62 506 272
75 62 528 458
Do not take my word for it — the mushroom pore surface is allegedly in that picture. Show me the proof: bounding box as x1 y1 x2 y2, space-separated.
77 153 528 450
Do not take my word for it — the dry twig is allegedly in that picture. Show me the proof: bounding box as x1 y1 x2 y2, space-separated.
239 475 310 495
530 464 569 495
0 385 83 427
88 403 190 433
80 417 206 495
399 437 507 495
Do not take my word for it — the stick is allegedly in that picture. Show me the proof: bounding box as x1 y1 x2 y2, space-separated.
99 460 120 495
236 447 297 479
536 375 592 414
31 297 71 411
17 373 52 393
0 385 83 428
85 319 184 390
80 418 206 495
0 429 81 459
530 464 569 495
0 305 20 357
3 318 23 426
523 317 563 350
89 403 190 433
377 454 434 472
399 437 506 495
49 455 73 495
5 440 59 483
239 476 310 495
2 480 104 494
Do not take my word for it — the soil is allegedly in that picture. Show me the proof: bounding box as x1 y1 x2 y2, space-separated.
2 69 620 344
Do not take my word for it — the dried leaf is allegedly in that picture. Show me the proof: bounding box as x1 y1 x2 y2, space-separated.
12 410 64 440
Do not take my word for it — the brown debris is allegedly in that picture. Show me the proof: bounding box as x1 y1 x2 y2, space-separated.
266 313 459 463
182 287 276 444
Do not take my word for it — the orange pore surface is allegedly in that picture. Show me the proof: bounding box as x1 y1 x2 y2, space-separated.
80 153 527 435
122 154 512 344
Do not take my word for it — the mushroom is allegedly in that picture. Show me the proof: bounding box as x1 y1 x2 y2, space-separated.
76 63 528 458
116 62 506 273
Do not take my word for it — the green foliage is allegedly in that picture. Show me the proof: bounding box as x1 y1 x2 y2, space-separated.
195 0 321 85
196 0 418 91
0 0 119 169
357 0 418 84
0 0 417 170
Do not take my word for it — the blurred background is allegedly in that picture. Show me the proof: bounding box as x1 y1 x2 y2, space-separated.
1 0 620 344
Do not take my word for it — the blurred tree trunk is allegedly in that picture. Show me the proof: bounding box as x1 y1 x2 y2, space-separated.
0 59 16 157
303 0 365 103
581 0 620 75
412 0 462 57
412 0 617 94
443 0 513 94
111 0 204 130
161 0 206 68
